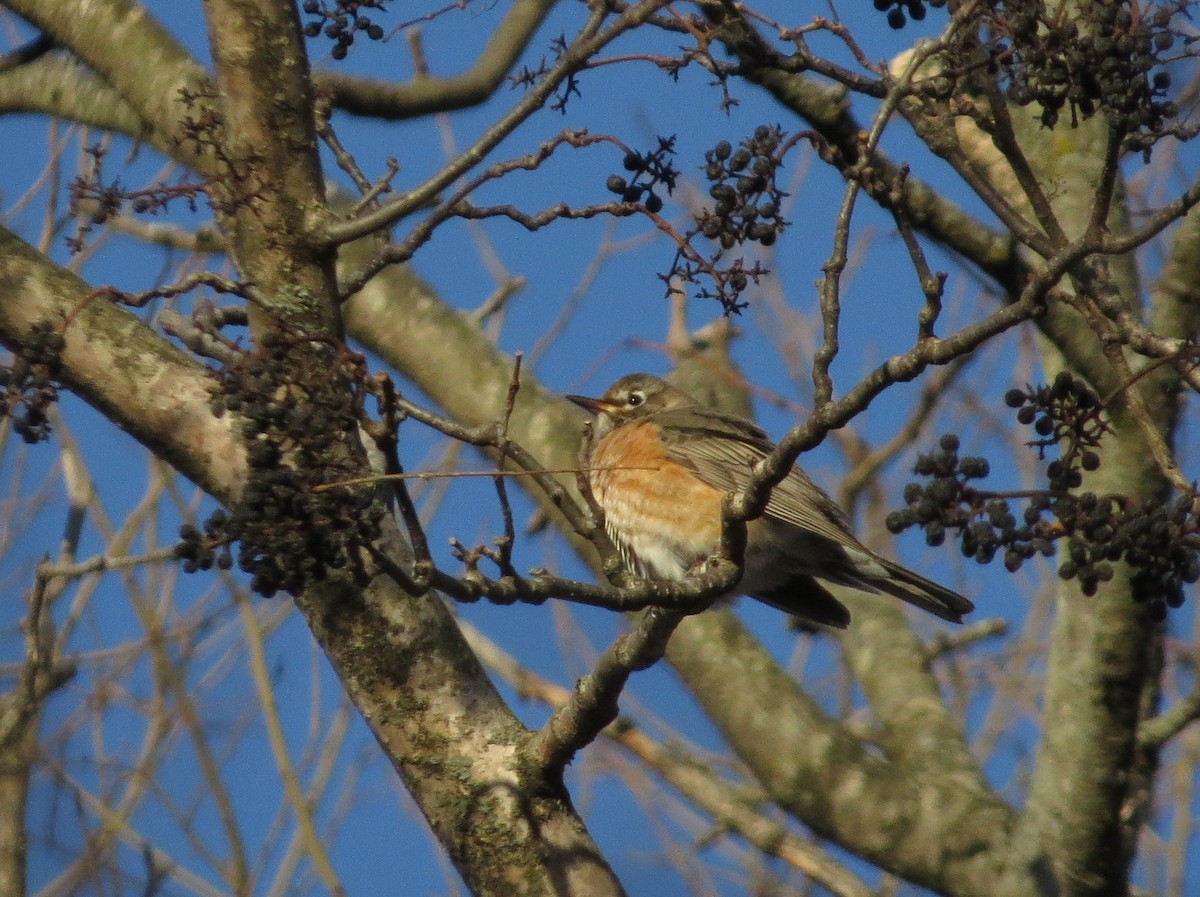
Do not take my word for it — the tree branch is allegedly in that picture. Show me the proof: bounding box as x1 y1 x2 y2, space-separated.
4 0 205 147
313 0 557 119
461 619 876 897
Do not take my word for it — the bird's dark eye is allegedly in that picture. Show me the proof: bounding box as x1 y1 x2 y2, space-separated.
627 392 644 407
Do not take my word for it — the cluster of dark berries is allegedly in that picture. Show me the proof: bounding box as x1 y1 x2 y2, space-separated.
887 433 1084 574
301 0 387 59
873 0 944 30
990 0 1183 145
890 377 1200 616
697 126 789 250
176 511 235 573
659 127 791 315
0 321 64 444
179 334 385 598
1003 371 1106 490
1051 493 1122 597
604 136 679 214
1046 491 1198 617
1123 496 1200 619
887 434 1003 552
888 434 1077 572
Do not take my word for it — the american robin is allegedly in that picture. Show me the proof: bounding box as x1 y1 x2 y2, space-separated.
567 373 973 627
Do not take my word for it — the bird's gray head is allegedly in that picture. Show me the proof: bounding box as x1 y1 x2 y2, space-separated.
566 373 698 437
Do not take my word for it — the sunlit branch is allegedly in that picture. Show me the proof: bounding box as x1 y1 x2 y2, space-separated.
314 0 558 119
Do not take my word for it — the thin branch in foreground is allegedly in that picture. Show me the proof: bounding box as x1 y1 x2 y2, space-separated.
368 372 435 588
840 354 972 510
425 553 740 613
356 379 742 614
309 465 661 490
316 96 378 201
491 353 525 575
388 388 606 543
725 233 1091 532
1139 677 1200 749
526 607 688 779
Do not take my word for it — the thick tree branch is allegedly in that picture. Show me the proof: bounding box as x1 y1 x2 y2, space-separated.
201 0 335 327
1139 684 1200 750
2 198 626 897
194 3 626 893
313 0 557 119
527 608 688 778
1150 203 1200 344
0 225 244 499
4 0 205 144
0 53 153 143
664 609 1015 895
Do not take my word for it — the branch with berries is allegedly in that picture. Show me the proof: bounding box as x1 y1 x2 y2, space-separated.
889 372 1199 619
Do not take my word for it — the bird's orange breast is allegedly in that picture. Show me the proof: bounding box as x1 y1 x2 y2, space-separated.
589 421 725 579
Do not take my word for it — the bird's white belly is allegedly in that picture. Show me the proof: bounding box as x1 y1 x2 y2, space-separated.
604 517 694 581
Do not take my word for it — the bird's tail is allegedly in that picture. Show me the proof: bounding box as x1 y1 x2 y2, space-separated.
864 555 974 624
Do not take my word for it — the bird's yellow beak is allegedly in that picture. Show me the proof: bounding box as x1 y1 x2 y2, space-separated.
565 394 618 415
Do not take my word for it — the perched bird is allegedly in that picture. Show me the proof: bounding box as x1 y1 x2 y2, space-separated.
567 373 973 628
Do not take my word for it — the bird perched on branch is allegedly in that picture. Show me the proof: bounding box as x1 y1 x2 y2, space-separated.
567 373 973 628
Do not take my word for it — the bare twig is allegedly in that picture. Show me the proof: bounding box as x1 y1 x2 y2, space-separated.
159 310 245 366
321 0 669 249
1 577 74 753
726 234 1080 528
1060 267 1192 493
35 546 181 580
391 391 599 539
527 608 688 778
428 551 739 613
1139 684 1200 749
365 372 434 590
923 617 1010 663
237 592 348 897
310 465 660 490
468 276 527 324
315 96 376 200
337 130 635 298
491 354 524 574
101 271 247 309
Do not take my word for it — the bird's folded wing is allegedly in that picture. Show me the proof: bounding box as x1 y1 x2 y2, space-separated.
659 419 863 551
